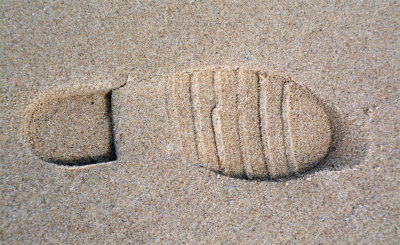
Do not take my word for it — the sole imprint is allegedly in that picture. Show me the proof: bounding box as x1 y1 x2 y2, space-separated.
169 68 332 179
24 67 331 179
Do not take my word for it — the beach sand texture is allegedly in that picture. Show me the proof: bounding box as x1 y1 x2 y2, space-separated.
1 1 399 244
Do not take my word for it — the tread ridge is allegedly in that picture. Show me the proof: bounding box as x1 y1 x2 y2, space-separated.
210 71 221 171
257 72 269 175
259 74 288 178
212 69 244 177
282 82 298 172
191 70 220 171
237 69 268 178
234 69 245 178
259 72 270 177
257 72 270 177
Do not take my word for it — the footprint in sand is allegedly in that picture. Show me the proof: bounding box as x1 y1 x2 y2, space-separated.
23 67 331 179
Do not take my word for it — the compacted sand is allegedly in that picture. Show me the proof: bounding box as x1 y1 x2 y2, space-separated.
1 1 399 244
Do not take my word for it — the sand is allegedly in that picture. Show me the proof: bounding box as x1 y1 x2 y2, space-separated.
1 1 399 244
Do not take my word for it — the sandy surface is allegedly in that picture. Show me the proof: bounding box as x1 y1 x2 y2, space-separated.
1 1 399 244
